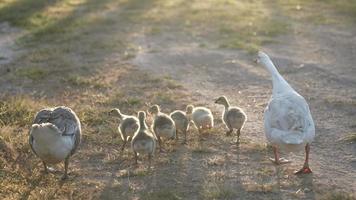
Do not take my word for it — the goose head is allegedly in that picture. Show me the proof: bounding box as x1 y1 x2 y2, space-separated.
30 123 62 142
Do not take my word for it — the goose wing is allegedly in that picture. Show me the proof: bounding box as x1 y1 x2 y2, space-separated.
29 108 54 156
264 94 315 145
50 106 81 156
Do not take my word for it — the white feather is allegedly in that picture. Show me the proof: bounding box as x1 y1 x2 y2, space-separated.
259 51 315 152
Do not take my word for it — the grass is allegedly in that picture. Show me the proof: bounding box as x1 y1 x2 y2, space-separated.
201 181 236 199
1 0 356 199
342 133 356 143
320 191 355 200
277 0 356 25
64 75 109 89
0 96 41 127
15 67 49 81
142 189 183 200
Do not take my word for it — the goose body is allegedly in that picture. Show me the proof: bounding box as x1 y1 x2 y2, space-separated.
131 111 156 165
186 105 214 134
215 96 247 142
148 105 176 152
29 106 81 179
258 51 315 174
109 109 139 151
170 110 189 143
31 123 74 164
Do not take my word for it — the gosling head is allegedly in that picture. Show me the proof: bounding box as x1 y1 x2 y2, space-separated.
186 105 194 115
148 104 160 115
215 96 229 106
138 111 146 121
109 108 123 118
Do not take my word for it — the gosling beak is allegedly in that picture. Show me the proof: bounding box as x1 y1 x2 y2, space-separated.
214 99 219 104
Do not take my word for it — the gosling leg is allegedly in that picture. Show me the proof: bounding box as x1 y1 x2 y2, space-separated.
182 129 188 144
295 143 312 174
236 128 241 144
157 136 165 152
134 151 138 165
226 129 233 136
121 140 127 151
148 154 152 168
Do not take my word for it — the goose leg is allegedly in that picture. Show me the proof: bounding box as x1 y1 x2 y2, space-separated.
269 146 290 164
295 143 312 174
42 161 56 173
175 130 179 140
61 158 69 180
42 161 48 173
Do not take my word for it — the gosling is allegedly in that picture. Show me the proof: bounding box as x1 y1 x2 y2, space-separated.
131 111 156 166
215 96 247 143
170 109 189 144
148 104 176 152
109 108 139 151
186 104 214 134
29 106 81 180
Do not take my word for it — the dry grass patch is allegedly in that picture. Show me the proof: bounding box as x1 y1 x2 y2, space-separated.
201 180 236 199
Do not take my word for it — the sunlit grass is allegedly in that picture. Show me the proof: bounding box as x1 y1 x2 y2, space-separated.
0 96 42 127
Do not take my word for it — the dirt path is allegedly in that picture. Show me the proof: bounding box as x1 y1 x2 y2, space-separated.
130 13 356 198
1 0 356 199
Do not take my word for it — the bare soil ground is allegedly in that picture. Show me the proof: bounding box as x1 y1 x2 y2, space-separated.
0 0 355 199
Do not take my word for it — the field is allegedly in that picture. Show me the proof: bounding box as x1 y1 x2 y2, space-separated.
0 0 356 199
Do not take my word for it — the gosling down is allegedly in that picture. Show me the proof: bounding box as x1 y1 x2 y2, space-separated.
186 105 214 134
258 51 315 174
170 109 189 144
109 108 139 151
215 96 247 143
131 111 156 166
29 106 81 180
148 105 176 152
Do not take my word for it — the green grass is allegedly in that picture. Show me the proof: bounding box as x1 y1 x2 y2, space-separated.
64 75 108 89
0 96 40 127
15 67 49 80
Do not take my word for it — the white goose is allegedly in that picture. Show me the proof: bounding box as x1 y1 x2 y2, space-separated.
29 106 81 180
258 51 315 174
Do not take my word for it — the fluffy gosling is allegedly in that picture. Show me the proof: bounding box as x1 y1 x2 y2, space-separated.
109 108 139 151
186 104 214 134
148 104 176 152
215 96 247 143
170 109 189 144
131 111 156 166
